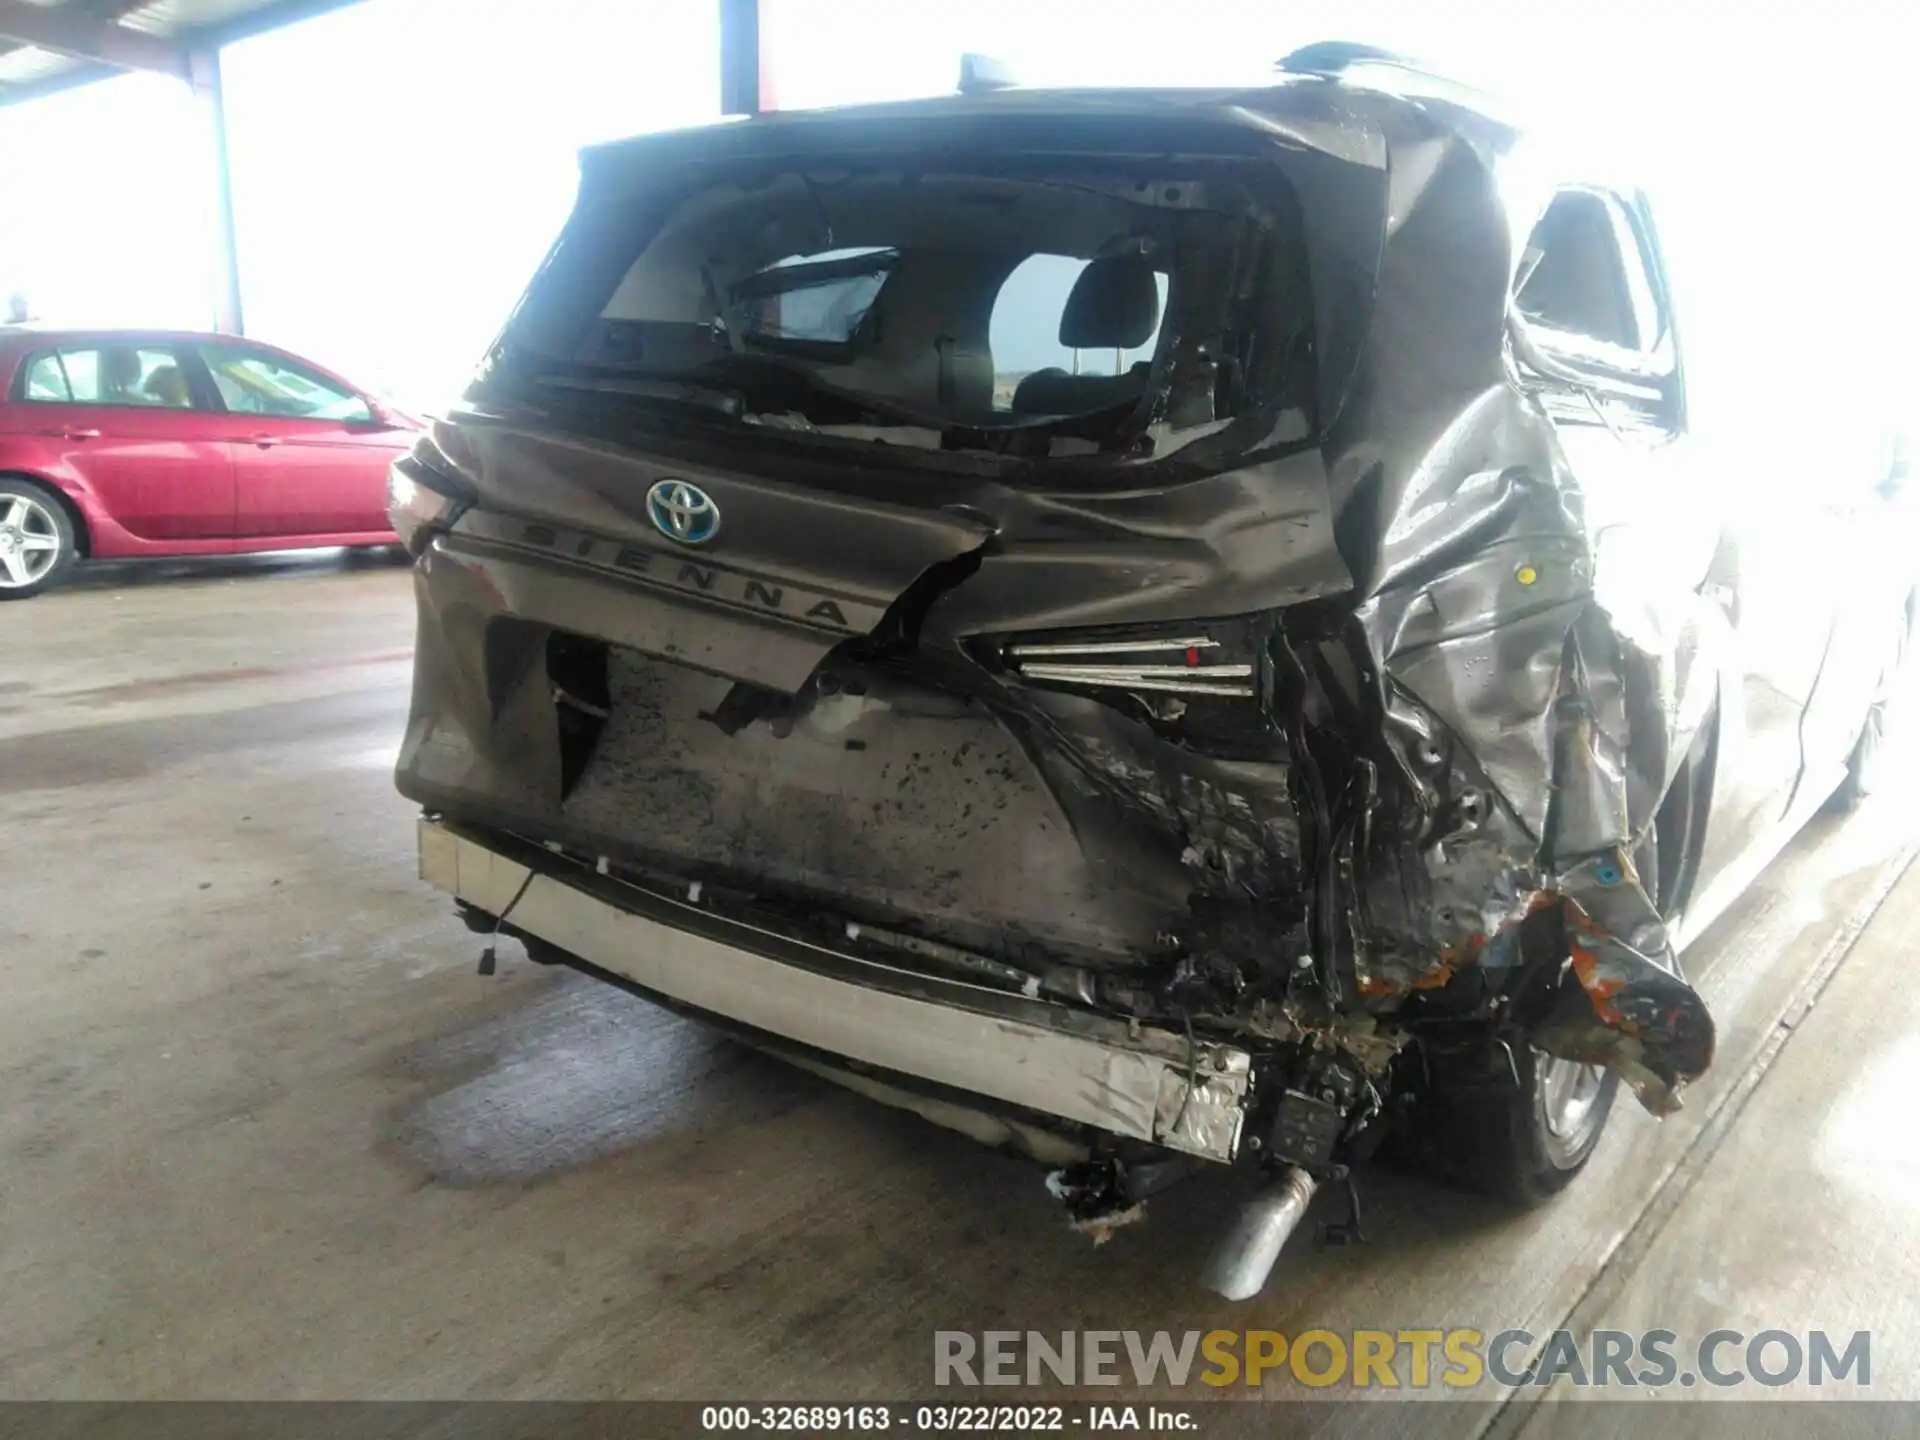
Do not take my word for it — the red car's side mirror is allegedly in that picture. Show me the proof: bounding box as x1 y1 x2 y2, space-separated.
364 397 427 431
351 398 402 431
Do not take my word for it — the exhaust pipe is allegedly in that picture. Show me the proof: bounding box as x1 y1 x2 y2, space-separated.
1202 1164 1319 1300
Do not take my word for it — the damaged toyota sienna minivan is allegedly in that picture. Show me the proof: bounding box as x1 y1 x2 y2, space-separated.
392 47 1915 1296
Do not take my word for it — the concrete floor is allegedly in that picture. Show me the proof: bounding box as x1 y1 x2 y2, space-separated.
3 551 1918 1428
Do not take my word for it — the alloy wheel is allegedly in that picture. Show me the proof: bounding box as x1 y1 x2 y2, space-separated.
1536 1053 1608 1167
0 494 62 589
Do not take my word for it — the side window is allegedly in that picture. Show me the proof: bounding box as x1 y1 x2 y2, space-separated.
20 352 71 402
989 255 1168 408
1515 189 1682 431
18 346 196 408
1516 191 1648 350
199 344 371 422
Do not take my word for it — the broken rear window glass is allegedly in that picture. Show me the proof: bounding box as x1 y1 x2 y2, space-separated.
487 155 1317 463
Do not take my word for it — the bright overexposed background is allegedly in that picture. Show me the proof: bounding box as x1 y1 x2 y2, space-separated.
1 0 1913 423
0 71 216 330
218 0 719 406
758 0 1917 438
1 0 720 408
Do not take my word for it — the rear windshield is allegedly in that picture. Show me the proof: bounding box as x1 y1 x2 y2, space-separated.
479 154 1316 466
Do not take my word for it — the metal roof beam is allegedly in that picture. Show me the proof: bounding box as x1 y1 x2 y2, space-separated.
0 0 189 80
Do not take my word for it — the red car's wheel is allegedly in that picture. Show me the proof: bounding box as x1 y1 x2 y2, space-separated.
0 478 77 600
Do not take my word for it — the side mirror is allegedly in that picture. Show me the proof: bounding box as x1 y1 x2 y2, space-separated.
353 398 396 430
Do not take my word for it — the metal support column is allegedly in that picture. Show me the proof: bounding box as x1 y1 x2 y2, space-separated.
187 46 245 336
718 0 766 116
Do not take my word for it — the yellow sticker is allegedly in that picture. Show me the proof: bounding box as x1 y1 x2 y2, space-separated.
1515 564 1539 586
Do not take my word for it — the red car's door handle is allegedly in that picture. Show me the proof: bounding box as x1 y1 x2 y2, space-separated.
38 427 99 440
242 434 280 448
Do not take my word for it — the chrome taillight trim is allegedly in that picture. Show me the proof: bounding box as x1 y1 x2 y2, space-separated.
1007 636 1218 658
1026 675 1254 697
1010 663 1255 698
1018 663 1252 681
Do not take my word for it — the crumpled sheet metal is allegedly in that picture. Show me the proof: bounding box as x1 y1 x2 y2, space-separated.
1529 608 1716 1112
1331 139 1718 1111
1355 396 1591 839
1532 855 1716 1114
1349 429 1718 1112
1350 436 1716 1111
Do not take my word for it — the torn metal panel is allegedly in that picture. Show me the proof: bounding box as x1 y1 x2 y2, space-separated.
1535 854 1715 1115
1304 124 1719 1110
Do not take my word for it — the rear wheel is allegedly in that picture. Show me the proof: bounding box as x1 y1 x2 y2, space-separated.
1408 1041 1620 1205
1533 1051 1614 1176
1407 730 1707 1204
0 479 77 600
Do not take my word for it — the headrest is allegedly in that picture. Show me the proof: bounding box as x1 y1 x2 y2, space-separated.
1058 256 1160 350
145 365 188 404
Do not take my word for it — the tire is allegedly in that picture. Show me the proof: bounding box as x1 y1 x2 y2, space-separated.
1403 733 1704 1205
0 478 78 600
1408 1042 1619 1206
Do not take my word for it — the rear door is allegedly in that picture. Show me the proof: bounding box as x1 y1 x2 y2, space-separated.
10 342 235 539
196 342 400 537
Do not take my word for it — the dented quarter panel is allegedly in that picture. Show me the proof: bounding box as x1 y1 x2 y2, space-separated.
1309 117 1722 1106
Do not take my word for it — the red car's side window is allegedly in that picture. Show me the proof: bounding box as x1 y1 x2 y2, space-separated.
19 352 73 402
16 346 197 410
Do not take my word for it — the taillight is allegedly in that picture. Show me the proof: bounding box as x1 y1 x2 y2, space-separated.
989 618 1275 755
990 622 1274 760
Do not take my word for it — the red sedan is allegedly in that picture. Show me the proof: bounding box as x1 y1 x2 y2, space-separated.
0 328 421 598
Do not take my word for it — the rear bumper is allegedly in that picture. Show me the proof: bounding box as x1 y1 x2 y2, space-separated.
417 817 1252 1165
